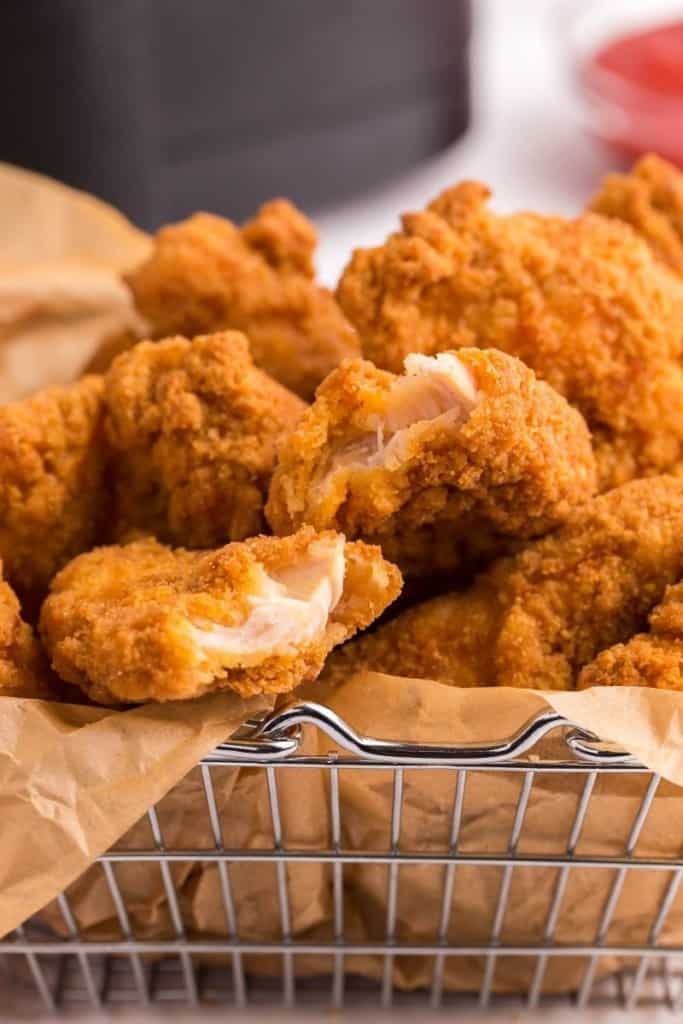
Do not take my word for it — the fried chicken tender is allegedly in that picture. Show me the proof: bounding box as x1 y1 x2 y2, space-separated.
321 476 683 691
125 201 359 399
589 154 683 277
337 181 683 489
267 348 596 575
104 332 305 548
578 581 683 691
0 570 55 698
0 375 107 602
40 528 402 705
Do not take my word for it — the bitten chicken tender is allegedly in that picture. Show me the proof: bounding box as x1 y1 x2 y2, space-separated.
40 529 402 705
0 570 54 698
578 581 683 691
104 332 306 547
267 348 596 575
321 476 683 691
0 375 107 602
125 201 359 399
589 154 683 277
337 181 683 489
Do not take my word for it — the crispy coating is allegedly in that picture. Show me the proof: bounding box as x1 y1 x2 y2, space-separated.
267 348 596 575
0 571 55 698
40 528 402 705
0 375 107 602
578 581 683 691
336 180 683 489
321 476 683 691
589 154 683 277
125 202 359 399
104 332 306 547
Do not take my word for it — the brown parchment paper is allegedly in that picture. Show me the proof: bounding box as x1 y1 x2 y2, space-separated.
19 674 683 996
0 691 269 940
0 162 149 400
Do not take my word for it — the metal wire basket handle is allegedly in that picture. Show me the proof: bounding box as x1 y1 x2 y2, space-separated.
206 700 641 767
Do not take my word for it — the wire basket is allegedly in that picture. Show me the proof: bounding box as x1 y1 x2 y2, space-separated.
2 700 682 1015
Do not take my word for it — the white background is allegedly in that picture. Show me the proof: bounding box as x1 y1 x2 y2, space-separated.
8 2 672 1021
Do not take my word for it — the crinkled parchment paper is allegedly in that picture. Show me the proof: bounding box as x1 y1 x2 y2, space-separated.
6 675 683 995
0 162 148 400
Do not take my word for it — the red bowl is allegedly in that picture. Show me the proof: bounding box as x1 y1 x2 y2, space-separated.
564 0 683 168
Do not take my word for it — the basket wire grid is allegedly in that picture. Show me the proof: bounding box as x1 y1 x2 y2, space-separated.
2 700 683 1015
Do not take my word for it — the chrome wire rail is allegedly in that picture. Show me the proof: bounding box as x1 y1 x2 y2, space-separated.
2 702 680 1015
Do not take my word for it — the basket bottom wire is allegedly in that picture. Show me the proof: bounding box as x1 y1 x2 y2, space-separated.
4 952 683 1015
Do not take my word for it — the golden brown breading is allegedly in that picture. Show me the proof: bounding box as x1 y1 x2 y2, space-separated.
578 581 683 691
40 529 402 705
589 154 683 277
336 181 683 490
125 202 359 399
104 332 306 547
267 348 596 575
321 476 683 691
0 375 107 602
0 571 55 698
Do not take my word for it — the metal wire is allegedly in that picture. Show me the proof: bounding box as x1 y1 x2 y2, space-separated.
479 768 535 1007
100 861 148 1006
200 764 247 1008
329 765 344 1009
626 866 683 1010
266 766 295 1008
13 923 55 1013
526 769 597 1007
55 893 101 1009
6 938 683 958
3 705 683 1015
380 767 404 1008
430 768 467 1009
147 806 198 1006
576 772 662 1009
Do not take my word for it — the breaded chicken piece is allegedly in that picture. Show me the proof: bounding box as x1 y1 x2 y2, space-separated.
40 529 402 705
578 581 683 691
125 201 359 399
321 476 683 691
104 332 306 547
267 348 596 575
337 181 683 489
589 155 683 277
0 570 55 698
0 375 107 602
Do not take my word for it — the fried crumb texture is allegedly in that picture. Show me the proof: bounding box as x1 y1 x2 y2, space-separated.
0 569 55 699
321 476 683 691
125 201 359 399
337 179 683 489
105 331 306 547
578 580 683 691
267 347 596 574
0 375 107 603
40 528 402 705
589 154 683 277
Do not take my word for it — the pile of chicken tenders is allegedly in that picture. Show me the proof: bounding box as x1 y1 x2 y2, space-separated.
3 153 683 705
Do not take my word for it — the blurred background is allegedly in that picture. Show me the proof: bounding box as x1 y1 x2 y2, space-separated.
1 0 682 283
0 0 471 228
